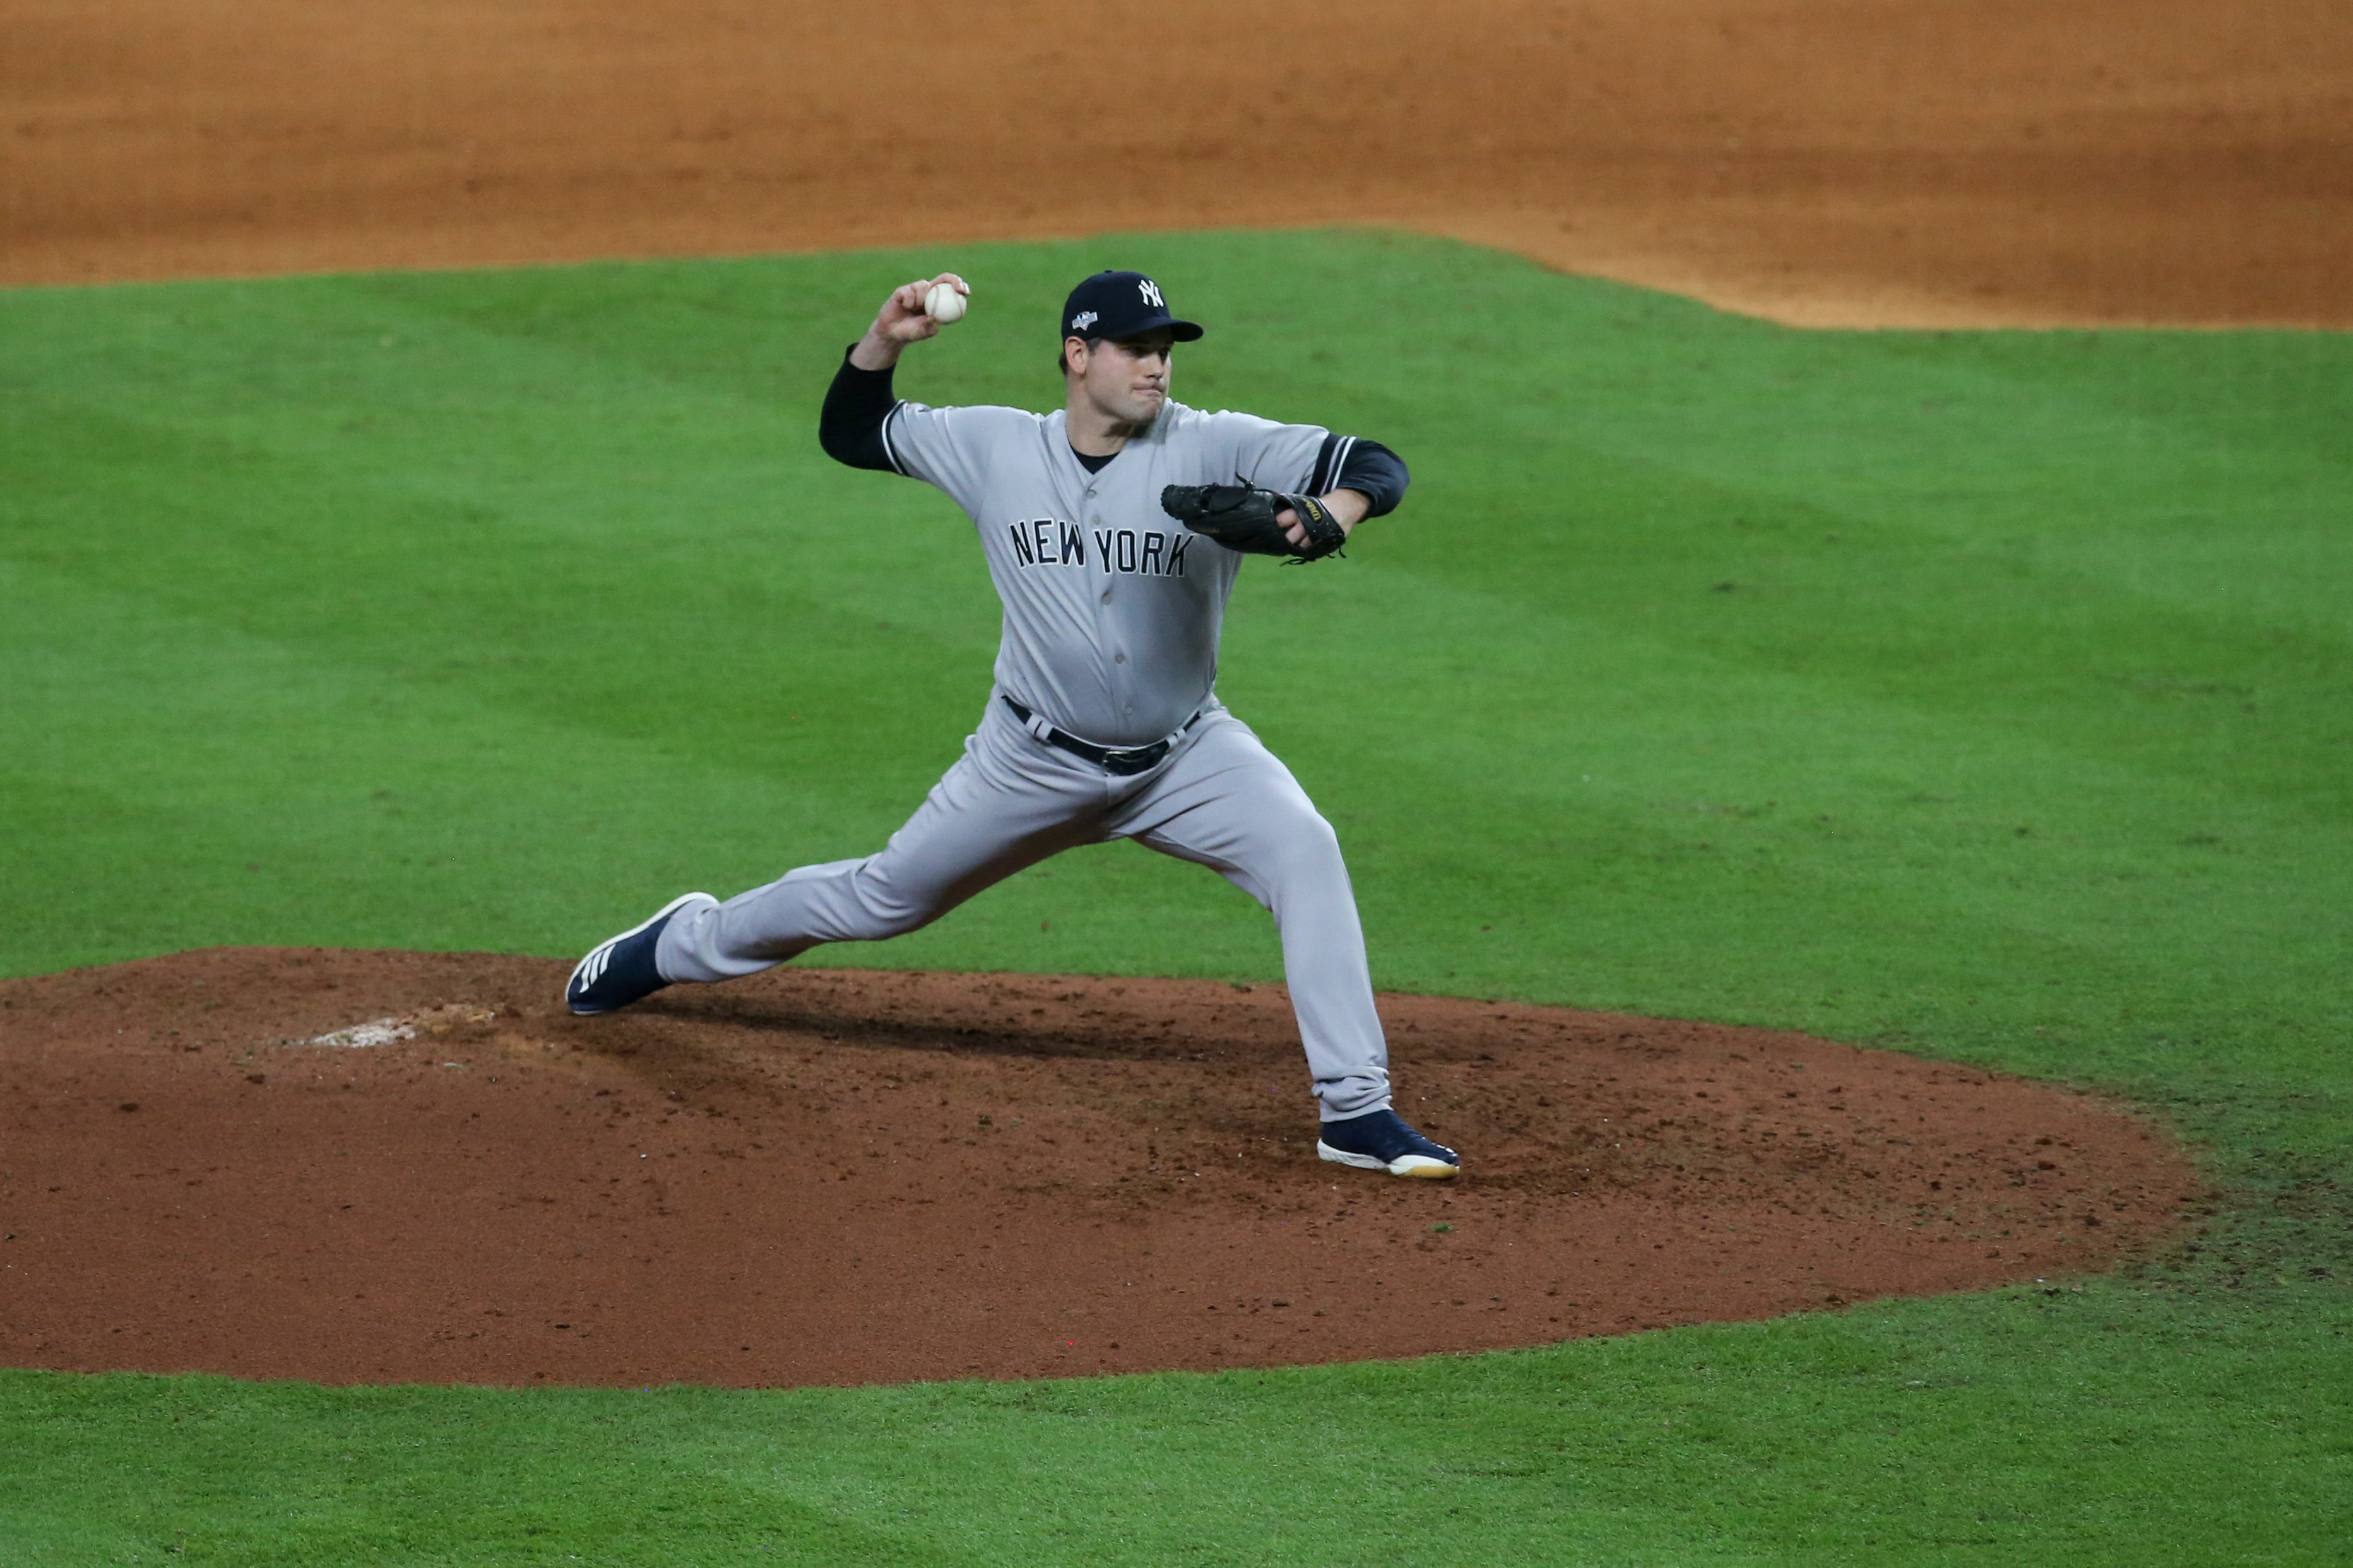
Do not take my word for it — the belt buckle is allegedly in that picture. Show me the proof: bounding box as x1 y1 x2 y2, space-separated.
1103 740 1164 777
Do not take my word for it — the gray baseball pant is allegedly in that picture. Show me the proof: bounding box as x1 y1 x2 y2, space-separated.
655 696 1392 1119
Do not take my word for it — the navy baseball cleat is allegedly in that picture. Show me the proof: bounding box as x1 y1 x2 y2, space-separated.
565 892 714 1015
1316 1108 1461 1179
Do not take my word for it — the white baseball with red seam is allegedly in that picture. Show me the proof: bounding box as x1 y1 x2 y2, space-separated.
924 281 968 324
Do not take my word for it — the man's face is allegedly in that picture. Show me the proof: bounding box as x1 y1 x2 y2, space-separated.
1069 330 1175 427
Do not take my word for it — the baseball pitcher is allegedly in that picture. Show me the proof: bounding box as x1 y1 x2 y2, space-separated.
566 269 1459 1178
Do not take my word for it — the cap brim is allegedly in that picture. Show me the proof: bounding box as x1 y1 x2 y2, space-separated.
1101 315 1203 343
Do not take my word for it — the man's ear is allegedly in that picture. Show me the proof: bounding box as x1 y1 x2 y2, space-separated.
1062 336 1090 377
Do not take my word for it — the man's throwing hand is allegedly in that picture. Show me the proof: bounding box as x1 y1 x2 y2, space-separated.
853 274 969 369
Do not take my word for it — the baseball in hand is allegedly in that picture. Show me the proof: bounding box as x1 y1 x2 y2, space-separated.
924 281 968 324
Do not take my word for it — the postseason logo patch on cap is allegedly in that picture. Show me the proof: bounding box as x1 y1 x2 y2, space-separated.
1070 310 1099 333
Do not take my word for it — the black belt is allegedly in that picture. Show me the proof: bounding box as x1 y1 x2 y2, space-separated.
1000 694 1203 777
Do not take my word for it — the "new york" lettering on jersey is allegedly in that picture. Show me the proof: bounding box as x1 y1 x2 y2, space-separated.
1007 519 1191 577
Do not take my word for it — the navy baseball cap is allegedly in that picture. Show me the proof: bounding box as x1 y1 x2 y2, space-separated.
1060 271 1204 344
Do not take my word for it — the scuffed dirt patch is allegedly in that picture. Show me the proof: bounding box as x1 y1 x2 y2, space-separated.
0 948 2197 1388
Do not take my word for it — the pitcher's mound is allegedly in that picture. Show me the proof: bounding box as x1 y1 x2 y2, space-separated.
0 948 2195 1388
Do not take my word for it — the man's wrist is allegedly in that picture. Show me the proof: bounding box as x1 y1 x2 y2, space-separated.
849 329 904 372
1323 488 1372 530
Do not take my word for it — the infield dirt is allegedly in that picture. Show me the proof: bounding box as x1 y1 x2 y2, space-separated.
5 0 2347 325
1 948 2196 1388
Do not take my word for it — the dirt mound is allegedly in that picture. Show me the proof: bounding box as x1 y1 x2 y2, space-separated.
0 948 2195 1388
3 0 2345 324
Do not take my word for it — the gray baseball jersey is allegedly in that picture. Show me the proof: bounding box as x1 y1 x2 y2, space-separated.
879 399 1343 747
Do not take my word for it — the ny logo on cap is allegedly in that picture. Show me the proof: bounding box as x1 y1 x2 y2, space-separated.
1139 279 1165 309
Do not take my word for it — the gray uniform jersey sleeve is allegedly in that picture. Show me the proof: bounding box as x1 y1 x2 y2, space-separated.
1185 408 1328 493
880 401 1036 514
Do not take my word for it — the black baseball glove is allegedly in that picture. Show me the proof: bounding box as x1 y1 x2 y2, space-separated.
1160 480 1348 562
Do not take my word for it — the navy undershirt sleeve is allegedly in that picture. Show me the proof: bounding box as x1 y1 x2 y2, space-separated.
1311 435 1409 517
819 346 899 473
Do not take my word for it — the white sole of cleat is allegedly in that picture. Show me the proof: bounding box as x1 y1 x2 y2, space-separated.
566 892 713 1014
1317 1142 1460 1179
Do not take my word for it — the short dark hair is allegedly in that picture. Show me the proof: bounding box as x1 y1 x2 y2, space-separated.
1058 336 1101 376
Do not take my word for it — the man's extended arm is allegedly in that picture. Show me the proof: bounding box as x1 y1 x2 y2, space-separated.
1283 435 1409 547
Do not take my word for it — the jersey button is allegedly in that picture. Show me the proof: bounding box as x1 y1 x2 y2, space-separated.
1114 652 1127 664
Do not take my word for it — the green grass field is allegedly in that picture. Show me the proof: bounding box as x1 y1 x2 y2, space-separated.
3 231 2348 1564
